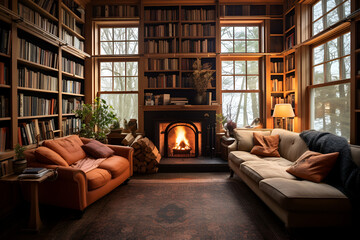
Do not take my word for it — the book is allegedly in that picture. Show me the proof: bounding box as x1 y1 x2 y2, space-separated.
18 169 51 179
23 167 47 174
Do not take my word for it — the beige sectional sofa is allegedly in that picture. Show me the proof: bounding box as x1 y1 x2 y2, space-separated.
228 128 359 228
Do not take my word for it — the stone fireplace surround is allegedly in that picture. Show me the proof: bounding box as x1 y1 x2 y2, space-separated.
144 110 216 157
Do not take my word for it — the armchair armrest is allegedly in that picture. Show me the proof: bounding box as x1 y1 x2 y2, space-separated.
227 140 238 156
106 145 134 176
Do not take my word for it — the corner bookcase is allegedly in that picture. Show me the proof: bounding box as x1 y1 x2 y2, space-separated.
0 0 88 166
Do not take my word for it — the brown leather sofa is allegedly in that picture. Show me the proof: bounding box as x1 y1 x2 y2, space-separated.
24 135 133 211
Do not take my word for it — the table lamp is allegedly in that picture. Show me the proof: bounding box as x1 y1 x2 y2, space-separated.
272 103 295 130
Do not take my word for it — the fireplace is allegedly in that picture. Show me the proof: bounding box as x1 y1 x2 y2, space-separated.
144 110 216 158
159 121 202 158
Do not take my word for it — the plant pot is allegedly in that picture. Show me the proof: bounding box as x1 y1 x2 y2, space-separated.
12 159 27 174
194 94 205 105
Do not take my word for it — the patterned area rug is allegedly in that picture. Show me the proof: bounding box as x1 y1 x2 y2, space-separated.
55 179 285 240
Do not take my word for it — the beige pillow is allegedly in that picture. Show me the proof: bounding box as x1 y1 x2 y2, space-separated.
233 129 271 151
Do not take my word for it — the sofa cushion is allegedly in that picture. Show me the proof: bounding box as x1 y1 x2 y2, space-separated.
233 129 271 152
250 133 280 157
286 150 339 183
271 129 309 162
86 168 112 190
241 160 295 183
99 155 130 178
35 146 69 166
43 135 86 165
228 151 264 167
259 178 351 212
82 140 115 158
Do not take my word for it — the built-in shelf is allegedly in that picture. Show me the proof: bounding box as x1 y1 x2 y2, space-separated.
17 58 58 72
17 87 58 94
18 114 59 120
142 105 219 111
62 92 85 97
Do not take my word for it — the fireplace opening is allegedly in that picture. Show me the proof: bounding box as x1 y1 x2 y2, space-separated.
159 121 201 158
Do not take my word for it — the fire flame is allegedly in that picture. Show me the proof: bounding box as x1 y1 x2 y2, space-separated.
173 126 191 150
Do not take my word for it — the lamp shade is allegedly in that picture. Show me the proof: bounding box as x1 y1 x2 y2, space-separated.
272 104 295 118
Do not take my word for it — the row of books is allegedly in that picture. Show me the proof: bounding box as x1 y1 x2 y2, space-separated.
30 0 57 16
93 4 138 18
62 117 81 136
62 9 82 35
18 3 58 36
144 93 170 105
271 78 283 92
285 53 295 72
0 26 10 55
271 94 295 109
18 94 57 117
144 9 178 21
181 59 214 71
62 29 84 51
147 74 180 88
285 32 295 50
182 24 215 37
62 0 84 20
62 98 83 114
285 76 296 91
144 39 178 54
273 118 294 131
144 24 177 38
18 118 56 146
0 62 9 85
0 127 9 152
0 95 9 117
0 159 11 177
18 67 58 91
63 79 82 94
181 39 215 53
18 38 59 69
145 58 179 71
62 57 84 77
181 8 216 21
270 61 284 73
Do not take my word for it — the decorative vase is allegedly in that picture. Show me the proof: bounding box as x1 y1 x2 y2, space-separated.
194 94 205 105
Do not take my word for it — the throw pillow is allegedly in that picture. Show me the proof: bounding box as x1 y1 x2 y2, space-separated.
286 150 339 183
233 129 271 152
250 132 280 157
35 147 69 166
82 140 115 158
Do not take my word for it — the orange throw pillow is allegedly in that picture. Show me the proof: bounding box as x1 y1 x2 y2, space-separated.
35 147 69 166
250 132 280 157
286 150 339 183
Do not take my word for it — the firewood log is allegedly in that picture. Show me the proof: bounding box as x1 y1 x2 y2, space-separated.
121 133 135 146
131 135 143 149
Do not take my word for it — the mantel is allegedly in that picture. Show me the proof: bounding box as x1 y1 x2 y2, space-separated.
141 105 220 112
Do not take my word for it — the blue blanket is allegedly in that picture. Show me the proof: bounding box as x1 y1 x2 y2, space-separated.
300 130 360 202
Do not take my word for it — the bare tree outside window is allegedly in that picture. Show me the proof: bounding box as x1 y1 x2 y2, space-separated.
221 26 260 53
100 27 139 55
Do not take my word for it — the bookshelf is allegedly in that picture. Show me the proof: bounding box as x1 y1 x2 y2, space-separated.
0 0 88 160
284 6 295 51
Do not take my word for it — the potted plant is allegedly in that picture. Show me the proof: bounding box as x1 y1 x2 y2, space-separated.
191 58 214 104
13 144 27 174
216 113 227 132
75 97 117 143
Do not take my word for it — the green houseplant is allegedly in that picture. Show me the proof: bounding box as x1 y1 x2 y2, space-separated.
75 97 117 143
13 144 27 174
191 58 214 104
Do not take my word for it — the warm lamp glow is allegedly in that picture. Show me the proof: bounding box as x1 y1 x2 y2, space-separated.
272 104 295 118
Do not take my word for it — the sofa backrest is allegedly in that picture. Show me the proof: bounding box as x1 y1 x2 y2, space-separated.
271 128 309 162
232 128 272 152
350 145 360 167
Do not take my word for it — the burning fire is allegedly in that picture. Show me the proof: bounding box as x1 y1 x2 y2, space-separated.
173 126 191 151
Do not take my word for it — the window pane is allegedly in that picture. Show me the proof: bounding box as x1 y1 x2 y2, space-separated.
221 41 233 53
222 76 233 90
128 41 139 54
100 62 113 76
343 0 351 17
310 83 350 140
127 28 138 40
246 41 259 53
246 27 259 39
222 61 233 75
326 38 338 60
234 40 245 53
100 42 113 55
247 61 259 74
114 28 126 41
342 56 351 79
326 0 337 11
114 62 126 76
247 76 259 90
313 19 323 35
101 77 112 91
126 77 138 91
234 61 245 75
114 77 125 91
313 64 325 84
313 0 323 21
221 27 233 40
343 32 350 56
326 9 340 28
313 44 324 65
100 94 138 128
234 27 245 39
234 76 245 90
326 60 340 82
100 28 112 41
222 92 259 127
126 62 138 76
114 42 126 55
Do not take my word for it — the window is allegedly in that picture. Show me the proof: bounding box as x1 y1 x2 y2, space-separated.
99 61 138 127
221 60 260 127
312 0 351 36
310 32 351 140
221 26 260 53
100 27 138 55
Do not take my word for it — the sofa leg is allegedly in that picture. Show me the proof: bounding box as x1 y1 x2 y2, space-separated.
229 169 234 178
